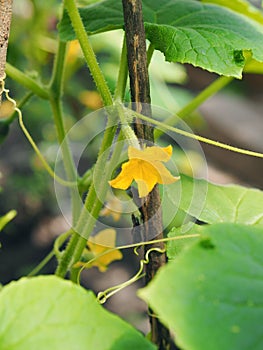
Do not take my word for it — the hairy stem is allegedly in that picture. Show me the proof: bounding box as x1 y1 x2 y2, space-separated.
64 0 113 106
56 1 116 275
49 40 81 224
56 0 119 278
55 129 124 278
114 35 128 101
5 63 49 99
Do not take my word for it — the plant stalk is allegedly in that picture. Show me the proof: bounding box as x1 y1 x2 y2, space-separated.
5 63 49 99
64 0 113 106
122 0 172 348
49 39 81 225
56 0 127 278
55 129 124 278
114 35 128 102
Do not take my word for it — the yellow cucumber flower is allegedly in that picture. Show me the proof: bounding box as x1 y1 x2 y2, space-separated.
75 229 123 272
109 145 180 198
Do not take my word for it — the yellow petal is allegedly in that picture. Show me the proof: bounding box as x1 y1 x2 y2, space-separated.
136 179 149 197
89 228 117 247
154 161 180 184
143 145 173 162
133 161 158 197
128 146 141 158
90 249 123 272
87 229 123 272
109 160 136 190
128 145 172 162
109 145 178 197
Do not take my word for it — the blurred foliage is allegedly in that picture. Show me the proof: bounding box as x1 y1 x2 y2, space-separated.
2 0 259 281
2 0 201 226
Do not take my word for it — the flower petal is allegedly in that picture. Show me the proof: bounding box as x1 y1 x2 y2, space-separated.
87 244 123 272
87 229 123 272
143 145 173 162
128 145 172 163
109 145 178 197
109 160 136 190
128 146 144 160
135 162 159 195
154 161 180 184
89 228 117 247
136 179 150 198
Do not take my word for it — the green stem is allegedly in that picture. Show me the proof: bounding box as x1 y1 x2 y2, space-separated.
155 75 234 138
55 230 81 277
56 0 131 278
5 63 49 99
28 222 72 278
69 131 125 269
114 35 128 101
48 40 81 224
54 115 118 277
55 0 118 278
49 98 81 223
55 130 124 278
49 41 67 99
28 250 55 277
178 76 234 119
64 0 113 106
116 102 140 148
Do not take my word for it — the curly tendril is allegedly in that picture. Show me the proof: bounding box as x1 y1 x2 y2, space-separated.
0 76 76 187
97 246 166 304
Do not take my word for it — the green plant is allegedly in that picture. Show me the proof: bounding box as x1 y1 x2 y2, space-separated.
0 0 263 349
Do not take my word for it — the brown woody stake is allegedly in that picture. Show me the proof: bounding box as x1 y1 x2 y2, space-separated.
122 1 173 348
0 0 12 104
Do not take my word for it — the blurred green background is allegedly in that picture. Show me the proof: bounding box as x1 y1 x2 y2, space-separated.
0 0 262 287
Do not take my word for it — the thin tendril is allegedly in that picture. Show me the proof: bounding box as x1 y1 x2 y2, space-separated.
54 229 73 258
28 229 72 277
97 247 166 304
27 250 55 277
126 107 263 159
76 233 200 286
1 78 76 187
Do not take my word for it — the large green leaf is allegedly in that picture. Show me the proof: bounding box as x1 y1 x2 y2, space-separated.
59 0 263 77
167 175 263 225
139 223 263 350
0 276 155 350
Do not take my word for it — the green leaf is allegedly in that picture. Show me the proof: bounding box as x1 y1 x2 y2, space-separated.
201 0 263 25
166 224 201 259
58 1 124 39
0 276 156 350
59 0 263 77
139 223 263 350
170 175 263 225
0 210 17 232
